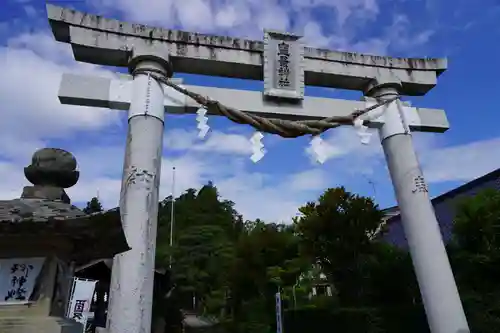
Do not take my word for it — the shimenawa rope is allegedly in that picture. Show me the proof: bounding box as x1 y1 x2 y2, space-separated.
133 68 398 138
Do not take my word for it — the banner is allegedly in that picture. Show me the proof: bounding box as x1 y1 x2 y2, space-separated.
0 257 45 303
275 292 283 333
67 277 97 332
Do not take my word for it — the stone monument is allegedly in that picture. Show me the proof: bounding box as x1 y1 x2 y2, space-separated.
0 148 129 333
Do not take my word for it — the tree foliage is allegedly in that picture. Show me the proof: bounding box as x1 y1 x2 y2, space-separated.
448 189 500 332
89 182 500 332
155 182 243 329
294 187 385 305
83 196 103 214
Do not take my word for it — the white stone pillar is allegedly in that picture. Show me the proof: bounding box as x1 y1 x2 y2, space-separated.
107 55 170 333
368 82 469 333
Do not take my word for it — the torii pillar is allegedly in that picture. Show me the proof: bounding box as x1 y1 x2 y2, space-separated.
107 54 171 333
365 80 469 333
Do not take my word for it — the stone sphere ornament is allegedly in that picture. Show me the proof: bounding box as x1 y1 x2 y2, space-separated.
24 148 79 189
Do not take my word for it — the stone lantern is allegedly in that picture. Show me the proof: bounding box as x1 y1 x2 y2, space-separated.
0 148 129 333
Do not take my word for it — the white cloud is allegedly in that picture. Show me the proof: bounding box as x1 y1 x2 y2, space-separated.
0 31 120 161
305 127 382 173
88 0 177 26
288 168 330 192
175 0 215 31
302 21 333 48
88 0 424 55
215 172 304 223
420 136 500 183
164 128 252 155
0 161 29 199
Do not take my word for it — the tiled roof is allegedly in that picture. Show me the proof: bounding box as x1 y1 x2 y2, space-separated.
0 198 86 222
0 207 129 263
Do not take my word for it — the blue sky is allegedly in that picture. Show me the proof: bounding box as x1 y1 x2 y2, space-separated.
0 0 499 223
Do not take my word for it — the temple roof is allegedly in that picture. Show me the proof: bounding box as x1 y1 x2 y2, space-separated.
0 148 129 262
0 198 86 222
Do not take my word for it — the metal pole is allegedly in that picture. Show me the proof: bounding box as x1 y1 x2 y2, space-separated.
292 285 297 309
107 57 170 333
169 166 176 269
275 288 283 333
368 84 469 333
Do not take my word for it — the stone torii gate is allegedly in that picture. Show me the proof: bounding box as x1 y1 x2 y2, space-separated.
46 4 468 333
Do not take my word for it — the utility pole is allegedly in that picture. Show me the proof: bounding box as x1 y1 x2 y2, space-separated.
169 166 176 269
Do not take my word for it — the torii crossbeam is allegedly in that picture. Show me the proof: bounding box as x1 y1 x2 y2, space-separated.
58 73 449 131
46 4 469 333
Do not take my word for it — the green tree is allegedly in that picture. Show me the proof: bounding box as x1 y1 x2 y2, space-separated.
294 187 384 306
366 242 420 307
449 189 500 332
155 182 243 322
83 196 103 214
228 222 305 333
152 182 431 332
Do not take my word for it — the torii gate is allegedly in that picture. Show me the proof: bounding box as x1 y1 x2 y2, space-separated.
46 4 468 333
